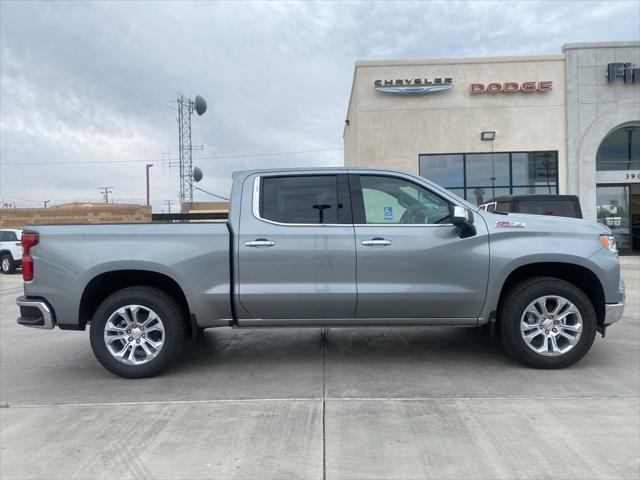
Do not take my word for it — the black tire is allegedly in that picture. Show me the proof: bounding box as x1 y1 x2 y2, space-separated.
89 286 185 378
498 276 597 369
1 254 16 274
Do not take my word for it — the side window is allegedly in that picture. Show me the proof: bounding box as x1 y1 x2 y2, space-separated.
0 232 7 242
359 175 451 224
6 232 17 241
261 175 339 224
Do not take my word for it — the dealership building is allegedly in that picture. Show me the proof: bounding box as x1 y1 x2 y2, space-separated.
344 41 640 253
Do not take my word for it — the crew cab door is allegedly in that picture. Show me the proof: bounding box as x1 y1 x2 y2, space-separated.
236 173 356 322
350 173 490 320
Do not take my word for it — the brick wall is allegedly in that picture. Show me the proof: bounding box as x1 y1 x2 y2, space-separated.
0 203 151 229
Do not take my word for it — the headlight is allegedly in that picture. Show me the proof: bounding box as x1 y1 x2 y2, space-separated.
599 234 618 253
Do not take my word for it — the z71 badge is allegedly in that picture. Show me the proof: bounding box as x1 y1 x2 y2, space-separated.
495 220 526 228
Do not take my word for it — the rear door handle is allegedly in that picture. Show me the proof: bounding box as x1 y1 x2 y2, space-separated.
361 238 392 247
245 239 276 247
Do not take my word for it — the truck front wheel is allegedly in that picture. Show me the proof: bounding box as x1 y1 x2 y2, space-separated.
498 277 596 368
89 286 185 378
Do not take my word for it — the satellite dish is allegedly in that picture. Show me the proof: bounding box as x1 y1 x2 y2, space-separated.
193 167 203 183
194 95 207 116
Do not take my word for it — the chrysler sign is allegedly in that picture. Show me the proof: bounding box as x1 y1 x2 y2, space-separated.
374 77 454 94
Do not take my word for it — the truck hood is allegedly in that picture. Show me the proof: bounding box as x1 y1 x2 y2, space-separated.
477 210 610 236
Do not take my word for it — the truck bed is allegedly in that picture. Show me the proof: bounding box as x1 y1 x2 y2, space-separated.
23 222 232 329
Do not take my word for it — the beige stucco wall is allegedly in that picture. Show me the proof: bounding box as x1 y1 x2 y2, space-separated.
344 55 566 193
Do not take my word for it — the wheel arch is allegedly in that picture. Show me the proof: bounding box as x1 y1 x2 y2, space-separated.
495 262 606 330
79 270 191 331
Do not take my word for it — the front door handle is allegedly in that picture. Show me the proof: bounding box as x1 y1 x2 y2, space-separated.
245 239 276 247
361 238 392 247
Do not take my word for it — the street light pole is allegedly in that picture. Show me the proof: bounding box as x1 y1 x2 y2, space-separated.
146 164 154 206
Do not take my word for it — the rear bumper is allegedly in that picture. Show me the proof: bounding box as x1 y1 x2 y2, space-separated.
16 296 55 330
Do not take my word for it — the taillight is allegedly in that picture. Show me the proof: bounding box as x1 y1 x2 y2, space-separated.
21 232 39 281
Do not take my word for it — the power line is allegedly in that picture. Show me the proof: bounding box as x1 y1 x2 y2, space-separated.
0 147 343 165
193 185 229 201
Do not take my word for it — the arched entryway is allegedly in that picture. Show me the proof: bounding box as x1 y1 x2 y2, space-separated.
595 123 640 254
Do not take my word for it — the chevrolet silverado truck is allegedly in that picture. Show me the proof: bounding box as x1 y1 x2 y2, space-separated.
16 168 625 377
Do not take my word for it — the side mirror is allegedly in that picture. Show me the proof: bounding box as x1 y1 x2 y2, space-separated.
449 205 476 238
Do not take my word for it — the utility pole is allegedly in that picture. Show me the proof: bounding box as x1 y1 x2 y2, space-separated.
43 200 50 208
146 164 154 206
99 186 113 203
164 200 176 213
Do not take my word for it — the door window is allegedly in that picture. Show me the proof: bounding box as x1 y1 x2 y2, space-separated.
359 175 451 224
260 175 340 224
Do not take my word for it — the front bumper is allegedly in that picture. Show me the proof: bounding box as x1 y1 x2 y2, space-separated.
16 296 55 330
604 302 624 325
604 276 625 326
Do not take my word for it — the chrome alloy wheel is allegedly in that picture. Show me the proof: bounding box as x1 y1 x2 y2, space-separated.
104 305 165 365
520 295 583 356
1 258 10 272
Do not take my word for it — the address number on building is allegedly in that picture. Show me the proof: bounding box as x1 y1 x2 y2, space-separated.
624 172 639 180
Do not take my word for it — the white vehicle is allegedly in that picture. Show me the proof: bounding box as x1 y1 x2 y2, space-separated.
0 229 23 274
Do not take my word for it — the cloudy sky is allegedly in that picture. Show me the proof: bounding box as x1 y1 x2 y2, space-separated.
1 0 638 211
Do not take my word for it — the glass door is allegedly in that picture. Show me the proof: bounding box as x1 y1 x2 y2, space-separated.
597 185 632 254
631 184 640 253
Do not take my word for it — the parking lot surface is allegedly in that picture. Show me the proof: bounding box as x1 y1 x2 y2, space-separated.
1 257 639 479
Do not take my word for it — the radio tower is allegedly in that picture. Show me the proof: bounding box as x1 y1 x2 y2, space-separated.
176 94 207 211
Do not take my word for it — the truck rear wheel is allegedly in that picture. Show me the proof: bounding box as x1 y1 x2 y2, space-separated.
89 286 185 378
498 277 596 368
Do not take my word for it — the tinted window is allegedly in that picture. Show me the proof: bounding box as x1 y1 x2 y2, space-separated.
5 231 17 241
496 201 511 213
261 176 339 224
596 125 640 171
0 232 6 241
516 199 580 218
360 176 450 224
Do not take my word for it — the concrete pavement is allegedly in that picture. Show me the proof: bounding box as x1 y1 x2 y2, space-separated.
1 257 639 479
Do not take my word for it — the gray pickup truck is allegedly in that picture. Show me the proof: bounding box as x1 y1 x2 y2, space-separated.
17 168 625 377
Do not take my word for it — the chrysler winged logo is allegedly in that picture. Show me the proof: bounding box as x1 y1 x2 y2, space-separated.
374 78 454 95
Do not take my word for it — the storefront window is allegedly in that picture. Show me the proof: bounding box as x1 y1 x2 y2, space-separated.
418 154 464 188
512 152 558 186
465 153 510 187
419 151 558 205
596 125 640 171
466 187 510 206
